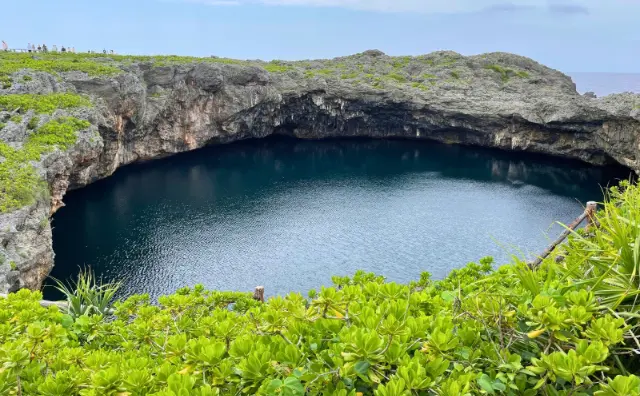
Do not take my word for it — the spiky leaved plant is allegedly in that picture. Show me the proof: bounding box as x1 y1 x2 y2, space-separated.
52 268 121 318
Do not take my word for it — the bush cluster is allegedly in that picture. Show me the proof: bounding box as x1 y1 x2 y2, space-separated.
0 116 90 212
1 182 640 395
0 93 91 114
0 52 121 77
484 65 529 83
0 75 11 89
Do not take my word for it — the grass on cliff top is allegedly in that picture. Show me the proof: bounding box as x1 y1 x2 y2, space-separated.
0 52 121 77
0 93 91 114
289 51 530 91
1 51 533 93
1 182 640 395
0 52 248 79
0 116 90 213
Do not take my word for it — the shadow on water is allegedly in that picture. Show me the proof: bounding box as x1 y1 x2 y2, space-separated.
46 137 633 300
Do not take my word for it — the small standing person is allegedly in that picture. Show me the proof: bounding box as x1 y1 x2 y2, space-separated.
1 41 7 51
31 44 36 52
52 44 58 52
61 46 66 53
28 42 31 52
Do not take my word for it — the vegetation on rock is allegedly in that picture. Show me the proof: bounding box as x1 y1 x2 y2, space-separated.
0 50 534 96
0 52 121 78
1 182 640 395
0 75 11 90
0 116 91 212
0 93 91 114
484 65 530 83
9 115 22 124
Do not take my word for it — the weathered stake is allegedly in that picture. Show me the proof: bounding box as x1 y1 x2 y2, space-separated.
529 201 598 269
585 201 598 232
253 286 265 303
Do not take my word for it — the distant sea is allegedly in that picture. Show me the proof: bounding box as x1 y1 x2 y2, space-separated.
568 72 640 97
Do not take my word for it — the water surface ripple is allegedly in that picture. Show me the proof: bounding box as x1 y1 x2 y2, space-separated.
49 138 631 300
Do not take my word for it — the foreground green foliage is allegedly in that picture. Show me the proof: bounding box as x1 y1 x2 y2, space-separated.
0 116 90 212
1 182 640 395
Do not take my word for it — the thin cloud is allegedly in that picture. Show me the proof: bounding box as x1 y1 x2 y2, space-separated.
171 0 621 15
481 3 537 13
180 0 241 4
548 3 589 14
178 0 546 13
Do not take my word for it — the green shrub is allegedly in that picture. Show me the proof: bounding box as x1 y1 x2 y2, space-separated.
0 75 11 89
0 123 5 130
2 183 640 394
450 71 460 79
0 93 91 114
485 64 529 83
27 115 40 130
314 69 334 76
391 56 411 69
9 261 16 270
9 115 22 123
340 72 359 80
386 73 407 83
53 269 121 318
0 143 45 212
22 75 32 82
0 52 121 76
371 77 384 89
263 63 293 73
38 216 49 231
25 117 90 155
411 82 430 91
0 116 89 213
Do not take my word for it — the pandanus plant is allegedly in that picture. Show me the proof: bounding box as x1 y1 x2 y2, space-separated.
559 181 640 313
51 268 121 318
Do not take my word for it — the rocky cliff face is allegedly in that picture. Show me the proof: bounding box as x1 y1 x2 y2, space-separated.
0 51 639 292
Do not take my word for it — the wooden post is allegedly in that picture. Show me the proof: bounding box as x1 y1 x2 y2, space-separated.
529 201 596 269
585 201 598 232
253 286 265 303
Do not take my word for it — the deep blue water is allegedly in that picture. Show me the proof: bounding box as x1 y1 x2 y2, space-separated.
569 72 640 96
47 138 632 300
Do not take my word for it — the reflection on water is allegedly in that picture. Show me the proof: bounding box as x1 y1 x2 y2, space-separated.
48 138 632 300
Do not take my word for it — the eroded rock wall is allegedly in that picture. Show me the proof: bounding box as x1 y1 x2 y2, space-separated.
1 52 639 292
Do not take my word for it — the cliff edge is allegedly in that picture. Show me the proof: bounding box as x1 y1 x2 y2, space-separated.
0 50 639 292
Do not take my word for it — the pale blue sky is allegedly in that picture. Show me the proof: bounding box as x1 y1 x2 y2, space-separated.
1 0 638 72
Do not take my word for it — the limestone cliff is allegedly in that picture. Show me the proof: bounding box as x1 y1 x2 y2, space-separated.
0 50 639 292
